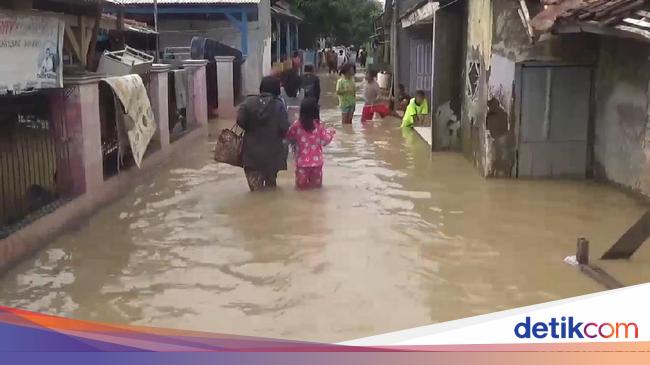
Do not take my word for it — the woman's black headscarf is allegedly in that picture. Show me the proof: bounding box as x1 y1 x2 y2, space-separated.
256 76 281 124
259 76 281 97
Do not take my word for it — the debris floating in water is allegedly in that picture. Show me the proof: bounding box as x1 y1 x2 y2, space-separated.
563 255 579 266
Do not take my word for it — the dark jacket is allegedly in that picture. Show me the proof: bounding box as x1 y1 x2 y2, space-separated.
301 73 321 101
282 69 301 98
236 93 289 173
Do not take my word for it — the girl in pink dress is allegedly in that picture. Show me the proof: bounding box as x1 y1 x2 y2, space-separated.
286 98 336 190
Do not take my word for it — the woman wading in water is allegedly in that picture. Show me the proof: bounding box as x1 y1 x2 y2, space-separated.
236 76 290 191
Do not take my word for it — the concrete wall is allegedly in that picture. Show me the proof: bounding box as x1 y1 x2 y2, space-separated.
461 0 599 177
0 66 209 272
432 8 463 151
158 16 268 96
460 0 492 175
593 37 650 197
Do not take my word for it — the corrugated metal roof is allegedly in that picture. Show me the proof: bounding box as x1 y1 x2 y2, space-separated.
111 0 260 4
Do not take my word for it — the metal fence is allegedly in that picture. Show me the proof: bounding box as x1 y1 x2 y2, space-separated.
0 91 73 233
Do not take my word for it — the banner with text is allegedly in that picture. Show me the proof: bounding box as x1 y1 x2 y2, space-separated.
0 10 64 95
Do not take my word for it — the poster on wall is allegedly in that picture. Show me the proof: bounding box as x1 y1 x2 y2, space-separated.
0 10 64 95
102 74 157 169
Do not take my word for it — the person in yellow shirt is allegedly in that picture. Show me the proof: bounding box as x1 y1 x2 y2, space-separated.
336 64 357 125
400 90 429 128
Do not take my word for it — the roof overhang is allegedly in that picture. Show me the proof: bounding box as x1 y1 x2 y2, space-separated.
401 1 438 28
531 0 650 42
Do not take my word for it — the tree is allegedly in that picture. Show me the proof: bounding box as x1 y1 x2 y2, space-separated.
295 0 382 47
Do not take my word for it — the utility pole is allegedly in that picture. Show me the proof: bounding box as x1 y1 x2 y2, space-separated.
154 0 159 62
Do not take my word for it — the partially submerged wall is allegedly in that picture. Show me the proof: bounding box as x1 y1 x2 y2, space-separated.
432 8 463 151
593 38 650 197
460 0 492 175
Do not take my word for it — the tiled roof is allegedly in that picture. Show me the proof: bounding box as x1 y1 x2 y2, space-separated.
111 0 260 4
531 0 650 40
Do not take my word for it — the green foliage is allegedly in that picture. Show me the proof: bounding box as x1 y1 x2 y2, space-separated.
295 0 382 46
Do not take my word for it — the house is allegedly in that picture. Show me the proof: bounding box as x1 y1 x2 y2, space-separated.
386 0 465 150
271 0 303 67
388 0 650 199
459 0 650 198
0 0 211 271
113 0 274 95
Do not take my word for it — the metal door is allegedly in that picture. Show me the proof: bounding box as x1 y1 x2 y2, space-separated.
410 39 432 94
518 65 591 178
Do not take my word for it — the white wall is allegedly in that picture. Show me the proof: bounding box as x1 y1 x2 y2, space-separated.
259 0 272 78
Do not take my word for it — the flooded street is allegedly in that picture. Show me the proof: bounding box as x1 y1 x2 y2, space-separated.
0 74 649 343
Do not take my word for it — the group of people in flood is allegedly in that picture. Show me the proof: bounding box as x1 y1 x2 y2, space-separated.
234 60 430 192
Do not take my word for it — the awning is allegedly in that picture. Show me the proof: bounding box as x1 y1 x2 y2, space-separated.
401 1 439 28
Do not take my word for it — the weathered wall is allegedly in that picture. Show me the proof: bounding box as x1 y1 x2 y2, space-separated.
593 37 650 196
432 8 463 151
158 17 265 96
460 0 492 174
461 0 599 177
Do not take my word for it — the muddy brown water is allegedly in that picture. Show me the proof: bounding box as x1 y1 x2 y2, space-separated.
0 74 648 343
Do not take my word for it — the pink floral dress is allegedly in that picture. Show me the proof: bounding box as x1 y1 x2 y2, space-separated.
285 119 335 189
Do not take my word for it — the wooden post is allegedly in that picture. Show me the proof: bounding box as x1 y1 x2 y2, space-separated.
577 237 589 265
79 16 87 67
86 4 103 71
572 236 624 290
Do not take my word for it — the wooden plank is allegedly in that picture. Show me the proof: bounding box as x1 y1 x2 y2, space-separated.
615 24 650 39
86 3 103 71
602 210 650 259
636 10 650 18
64 24 82 64
80 16 87 65
623 17 650 29
519 0 534 37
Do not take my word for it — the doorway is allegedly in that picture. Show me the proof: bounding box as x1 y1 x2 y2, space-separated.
409 38 432 97
517 65 593 178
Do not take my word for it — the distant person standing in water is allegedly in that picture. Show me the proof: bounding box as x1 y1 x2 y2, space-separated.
336 49 347 71
301 65 321 103
236 76 289 191
358 48 367 68
292 51 302 72
336 64 356 125
361 70 391 123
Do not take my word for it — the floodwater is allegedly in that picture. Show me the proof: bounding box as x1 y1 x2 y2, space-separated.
1 74 649 343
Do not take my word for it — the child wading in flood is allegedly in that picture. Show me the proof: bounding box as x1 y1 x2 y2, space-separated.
361 70 391 123
286 98 336 190
336 64 356 124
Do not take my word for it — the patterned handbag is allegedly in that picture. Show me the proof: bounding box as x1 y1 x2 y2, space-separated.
214 124 244 167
